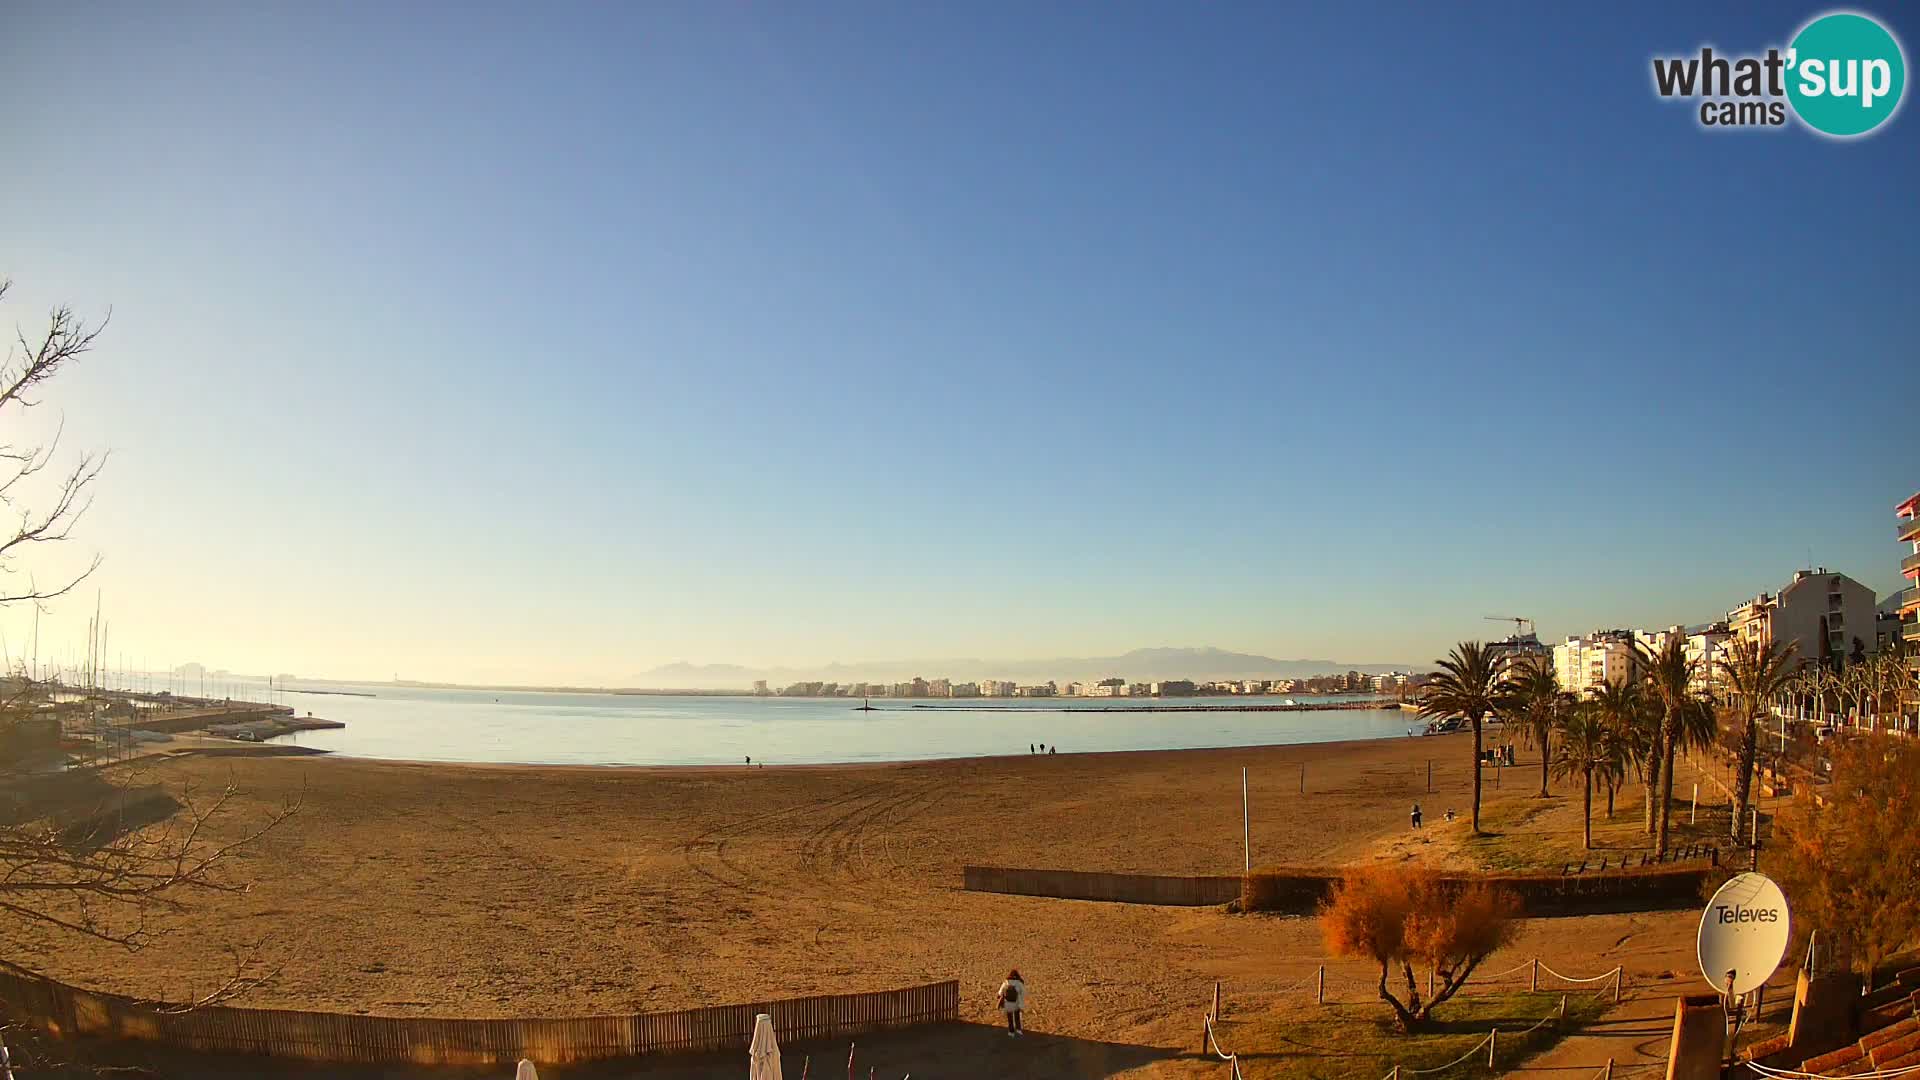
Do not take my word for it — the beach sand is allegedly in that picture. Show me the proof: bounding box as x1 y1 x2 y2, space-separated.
3 732 1717 1077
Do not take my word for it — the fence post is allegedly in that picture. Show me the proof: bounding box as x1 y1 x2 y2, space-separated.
1212 981 1221 1022
1560 994 1567 1020
1613 969 1622 1005
1530 959 1538 992
1605 1059 1614 1080
1488 1028 1497 1067
1316 966 1325 1005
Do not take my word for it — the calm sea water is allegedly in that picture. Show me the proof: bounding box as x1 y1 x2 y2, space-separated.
231 681 1417 766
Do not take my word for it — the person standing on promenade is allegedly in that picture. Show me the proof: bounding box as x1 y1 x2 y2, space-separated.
1410 803 1422 829
998 969 1028 1036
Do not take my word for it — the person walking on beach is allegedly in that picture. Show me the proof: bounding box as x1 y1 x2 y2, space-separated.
997 969 1027 1036
1410 803 1422 830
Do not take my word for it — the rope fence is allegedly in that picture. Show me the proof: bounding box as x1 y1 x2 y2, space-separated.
1202 1014 1248 1080
1204 956 1631 1080
1290 957 1623 1006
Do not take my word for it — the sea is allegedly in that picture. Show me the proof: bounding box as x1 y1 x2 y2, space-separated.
101 675 1419 766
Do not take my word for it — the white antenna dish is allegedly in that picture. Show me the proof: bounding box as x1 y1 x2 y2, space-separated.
1698 872 1790 996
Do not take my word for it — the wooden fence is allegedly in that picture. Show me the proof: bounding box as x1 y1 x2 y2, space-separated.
963 865 1241 906
0 965 958 1066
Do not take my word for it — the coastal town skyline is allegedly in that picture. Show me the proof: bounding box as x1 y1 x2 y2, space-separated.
30 542 1906 694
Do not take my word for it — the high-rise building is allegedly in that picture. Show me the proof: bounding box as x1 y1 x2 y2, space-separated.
1897 494 1920 719
1728 568 1879 671
1553 631 1638 695
1487 632 1551 685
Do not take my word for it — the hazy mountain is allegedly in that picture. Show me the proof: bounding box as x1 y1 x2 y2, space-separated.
637 662 764 685
635 646 1416 689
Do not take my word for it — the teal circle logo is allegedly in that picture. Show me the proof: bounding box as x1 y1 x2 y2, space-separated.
1786 12 1907 137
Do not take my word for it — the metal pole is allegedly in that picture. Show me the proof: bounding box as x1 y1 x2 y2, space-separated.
1750 805 1760 871
1316 966 1325 1004
1299 762 1305 794
1691 784 1697 825
1242 768 1250 872
1530 958 1538 992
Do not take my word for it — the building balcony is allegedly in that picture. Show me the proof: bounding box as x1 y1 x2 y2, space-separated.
1908 619 1920 643
1901 587 1920 613
1904 550 1920 577
1901 515 1920 542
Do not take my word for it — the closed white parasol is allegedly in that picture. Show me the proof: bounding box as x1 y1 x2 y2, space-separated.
749 1013 784 1080
514 1061 539 1080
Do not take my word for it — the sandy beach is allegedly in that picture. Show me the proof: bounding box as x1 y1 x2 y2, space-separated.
4 733 1721 1077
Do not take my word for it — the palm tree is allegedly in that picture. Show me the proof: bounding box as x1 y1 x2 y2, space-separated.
1419 642 1503 835
1589 678 1648 822
1716 637 1799 845
1495 656 1565 798
1643 638 1703 857
1552 701 1614 850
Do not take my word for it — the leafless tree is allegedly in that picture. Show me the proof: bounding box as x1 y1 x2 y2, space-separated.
0 281 299 1020
0 280 109 609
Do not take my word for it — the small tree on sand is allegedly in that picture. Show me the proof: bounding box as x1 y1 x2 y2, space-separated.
1321 865 1522 1032
1769 737 1920 981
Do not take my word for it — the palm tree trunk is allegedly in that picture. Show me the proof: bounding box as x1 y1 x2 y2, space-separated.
1643 757 1659 835
1539 728 1550 798
1656 720 1677 856
1733 715 1757 842
1582 764 1593 850
1470 714 1484 834
1605 778 1615 819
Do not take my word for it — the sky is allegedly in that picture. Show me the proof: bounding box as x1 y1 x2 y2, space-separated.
2 2 1917 685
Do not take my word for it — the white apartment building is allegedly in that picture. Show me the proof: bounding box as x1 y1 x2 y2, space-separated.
1728 568 1879 669
1553 631 1638 695
1634 623 1731 696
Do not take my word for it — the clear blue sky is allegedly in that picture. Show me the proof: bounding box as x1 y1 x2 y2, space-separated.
2 2 1916 684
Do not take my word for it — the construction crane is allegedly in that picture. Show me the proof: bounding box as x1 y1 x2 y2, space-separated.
1483 615 1535 639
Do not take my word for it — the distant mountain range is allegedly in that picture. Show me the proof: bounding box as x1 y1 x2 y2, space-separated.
636 646 1417 689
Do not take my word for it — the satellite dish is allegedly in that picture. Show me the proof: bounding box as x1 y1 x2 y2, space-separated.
1698 872 1790 996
